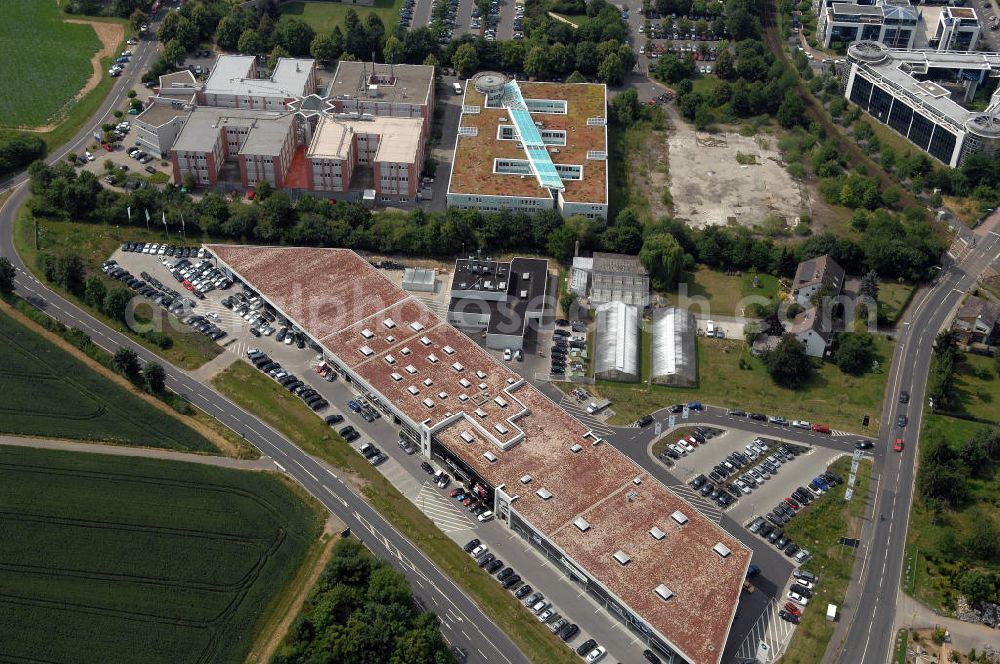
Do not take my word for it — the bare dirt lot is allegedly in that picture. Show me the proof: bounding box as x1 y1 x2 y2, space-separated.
667 126 809 229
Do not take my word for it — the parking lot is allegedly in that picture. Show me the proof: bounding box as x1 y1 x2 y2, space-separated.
105 245 654 664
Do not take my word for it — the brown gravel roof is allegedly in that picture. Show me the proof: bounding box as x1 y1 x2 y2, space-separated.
207 244 749 664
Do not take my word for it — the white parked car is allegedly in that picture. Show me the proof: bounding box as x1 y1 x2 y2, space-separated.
678 440 694 453
787 591 809 606
478 510 494 522
585 647 607 663
471 544 488 558
792 420 811 430
503 348 512 361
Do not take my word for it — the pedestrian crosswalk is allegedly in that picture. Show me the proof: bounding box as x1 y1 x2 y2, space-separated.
415 482 476 533
558 396 615 437
734 597 796 662
831 429 853 437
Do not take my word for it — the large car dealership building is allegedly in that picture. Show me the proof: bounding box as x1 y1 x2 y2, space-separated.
207 244 750 664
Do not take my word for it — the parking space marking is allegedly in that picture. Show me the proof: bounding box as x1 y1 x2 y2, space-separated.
734 597 796 662
665 484 723 523
416 482 477 532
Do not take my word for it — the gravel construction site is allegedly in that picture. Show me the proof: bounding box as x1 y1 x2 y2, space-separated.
667 128 808 229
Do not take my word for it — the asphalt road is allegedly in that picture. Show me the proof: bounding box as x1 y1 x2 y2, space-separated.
0 29 526 664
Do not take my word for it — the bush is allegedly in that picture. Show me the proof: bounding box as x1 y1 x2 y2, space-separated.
142 330 174 349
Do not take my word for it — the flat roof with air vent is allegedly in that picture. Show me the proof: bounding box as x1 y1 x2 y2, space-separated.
452 362 465 372
520 474 533 484
713 543 732 558
461 431 475 443
655 584 674 601
422 398 434 408
383 318 396 328
649 526 666 540
536 488 553 500
484 451 498 463
360 345 374 356
671 511 689 525
570 443 583 453
613 550 631 565
574 517 591 532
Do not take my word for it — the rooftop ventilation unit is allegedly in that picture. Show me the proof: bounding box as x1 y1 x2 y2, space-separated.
405 364 417 374
452 362 465 372
407 386 420 395
390 372 403 381
420 336 432 346
476 371 487 379
475 408 487 418
360 345 374 356
493 423 508 435
570 443 583 453
713 543 732 558
494 397 508 408
613 550 631 565
384 355 396 365
443 345 455 354
383 318 396 328
536 488 553 500
671 510 689 525
459 378 472 388
422 398 434 408
361 328 374 339
423 378 433 387
409 321 425 332
428 353 439 363
478 382 488 391
460 431 475 443
520 474 533 484
649 526 666 540
400 347 412 356
632 477 642 486
655 585 674 601
574 517 591 532
483 451 498 463
458 394 469 401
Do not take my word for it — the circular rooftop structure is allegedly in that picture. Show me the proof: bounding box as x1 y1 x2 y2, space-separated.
847 40 891 65
966 112 1000 139
471 71 510 95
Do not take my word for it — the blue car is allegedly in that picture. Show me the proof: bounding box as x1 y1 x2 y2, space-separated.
687 402 704 411
814 476 830 491
116 56 129 63
347 400 361 413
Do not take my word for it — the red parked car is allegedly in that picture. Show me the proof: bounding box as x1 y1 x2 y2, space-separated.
811 424 831 433
783 602 801 616
449 488 462 498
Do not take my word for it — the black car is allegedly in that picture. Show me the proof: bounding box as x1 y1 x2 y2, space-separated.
790 583 812 598
325 413 344 425
638 414 654 427
670 404 684 413
559 623 579 641
643 649 662 664
576 638 598 656
899 390 910 404
485 558 504 574
758 523 774 538
749 412 767 421
477 553 495 568
897 413 908 427
728 409 747 417
501 573 521 589
785 542 801 557
514 584 533 599
420 461 434 474
690 474 707 489
778 609 800 624
496 567 514 581
855 439 873 450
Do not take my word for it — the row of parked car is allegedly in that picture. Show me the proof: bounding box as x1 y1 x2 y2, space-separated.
551 329 585 376
246 347 330 412
222 291 276 337
122 242 205 260
660 425 717 463
101 259 192 317
170 257 233 296
358 441 387 466
780 569 821 623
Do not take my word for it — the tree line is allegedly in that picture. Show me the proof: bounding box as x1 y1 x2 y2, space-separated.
272 537 453 664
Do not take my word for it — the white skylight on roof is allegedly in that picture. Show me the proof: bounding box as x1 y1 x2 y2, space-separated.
360 345 374 356
428 353 439 363
390 372 403 381
460 431 475 443
420 336 432 346
507 378 516 385
713 543 732 558
443 345 455 354
573 517 591 532
613 550 631 566
409 321 425 331
475 408 487 418
400 347 411 356
438 391 448 399
361 328 374 339
494 397 508 408
649 527 666 540
494 423 509 435
458 394 469 401
384 355 396 365
383 318 396 328
520 474 533 484
386 335 396 343
483 451 498 463
423 378 433 387
671 511 689 525
407 386 420 395
655 585 674 601
405 365 417 374
632 477 642 485
536 488 553 500
478 383 488 391
422 398 434 408
476 370 487 379
459 378 472 388
452 362 465 372
570 444 583 453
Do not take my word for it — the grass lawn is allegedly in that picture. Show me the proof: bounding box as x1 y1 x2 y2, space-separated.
950 351 1000 424
212 362 580 664
595 335 892 432
877 281 916 325
691 75 721 97
15 210 223 370
943 195 985 228
666 266 780 319
0 306 216 453
608 120 656 220
0 444 324 664
281 0 404 34
550 11 589 26
905 413 1000 614
781 456 872 664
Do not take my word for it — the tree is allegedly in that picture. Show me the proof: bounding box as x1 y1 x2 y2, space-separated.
601 225 643 255
114 347 141 378
0 256 15 294
610 89 639 125
597 52 625 85
274 17 315 56
237 28 263 55
451 43 479 79
858 269 880 302
310 34 340 68
832 332 876 375
640 233 685 290
383 35 404 65
523 46 549 79
143 362 166 393
547 225 577 263
103 287 133 324
777 90 805 128
761 334 813 388
267 45 290 70
714 47 735 80
215 15 243 51
958 570 998 605
163 39 188 67
565 70 587 84
130 9 149 33
83 275 107 310
655 54 691 83
761 309 786 337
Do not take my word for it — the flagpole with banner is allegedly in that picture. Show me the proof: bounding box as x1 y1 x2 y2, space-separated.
144 208 150 231
180 213 186 240
162 211 168 238
127 206 132 225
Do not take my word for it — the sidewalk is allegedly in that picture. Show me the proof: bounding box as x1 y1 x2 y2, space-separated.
188 346 238 382
0 434 277 471
894 589 1000 655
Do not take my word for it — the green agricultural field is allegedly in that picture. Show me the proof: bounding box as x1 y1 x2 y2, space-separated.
281 0 403 35
592 335 893 432
0 445 323 664
0 307 216 453
0 3 101 127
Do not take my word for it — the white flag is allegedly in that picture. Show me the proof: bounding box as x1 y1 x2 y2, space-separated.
162 211 167 232
127 206 132 224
